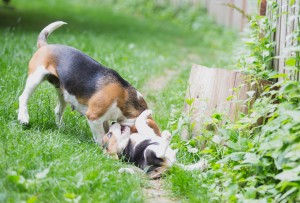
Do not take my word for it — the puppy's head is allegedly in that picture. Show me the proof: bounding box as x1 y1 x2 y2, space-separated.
130 117 161 136
102 123 130 158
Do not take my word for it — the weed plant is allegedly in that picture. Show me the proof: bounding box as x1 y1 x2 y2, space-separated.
166 1 300 202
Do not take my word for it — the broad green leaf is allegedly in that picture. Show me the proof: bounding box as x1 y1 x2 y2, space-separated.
275 170 300 181
246 91 256 98
277 187 297 202
185 98 195 106
242 153 259 164
226 95 234 101
227 152 245 162
285 58 296 66
27 196 38 203
64 193 76 199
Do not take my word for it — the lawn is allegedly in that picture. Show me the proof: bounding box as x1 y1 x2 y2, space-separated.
0 0 236 202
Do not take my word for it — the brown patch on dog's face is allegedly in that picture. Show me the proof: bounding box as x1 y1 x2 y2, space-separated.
106 135 119 156
102 123 129 158
102 131 119 157
121 88 148 119
77 97 89 105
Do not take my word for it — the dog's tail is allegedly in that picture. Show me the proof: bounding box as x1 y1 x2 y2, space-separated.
37 21 67 48
176 159 208 171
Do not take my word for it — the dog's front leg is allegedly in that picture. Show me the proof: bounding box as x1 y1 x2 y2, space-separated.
87 118 105 144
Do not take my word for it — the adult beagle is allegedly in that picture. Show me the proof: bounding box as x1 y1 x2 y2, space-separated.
18 21 160 143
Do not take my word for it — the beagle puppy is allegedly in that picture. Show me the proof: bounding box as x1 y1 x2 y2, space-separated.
18 21 160 143
102 110 207 179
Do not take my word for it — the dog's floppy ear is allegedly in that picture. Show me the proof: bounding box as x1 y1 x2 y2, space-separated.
147 118 161 136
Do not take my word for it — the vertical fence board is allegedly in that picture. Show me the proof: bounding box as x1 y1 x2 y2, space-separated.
232 0 244 30
274 0 281 73
295 0 300 81
279 0 288 75
199 0 256 31
268 0 299 81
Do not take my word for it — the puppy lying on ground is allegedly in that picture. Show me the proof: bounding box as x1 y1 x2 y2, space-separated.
102 110 207 178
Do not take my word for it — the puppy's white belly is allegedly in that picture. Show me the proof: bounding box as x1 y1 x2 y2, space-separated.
63 90 88 115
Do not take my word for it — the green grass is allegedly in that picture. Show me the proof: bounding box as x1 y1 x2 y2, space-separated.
0 0 236 202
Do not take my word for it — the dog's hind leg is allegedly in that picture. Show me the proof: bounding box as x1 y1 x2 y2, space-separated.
54 88 67 126
18 66 49 124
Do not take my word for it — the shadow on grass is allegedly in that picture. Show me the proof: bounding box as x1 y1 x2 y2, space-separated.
0 2 169 38
19 114 94 143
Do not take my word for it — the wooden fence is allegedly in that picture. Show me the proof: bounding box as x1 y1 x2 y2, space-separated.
269 0 300 81
199 0 257 31
181 0 299 137
156 0 257 31
199 0 299 80
164 0 299 80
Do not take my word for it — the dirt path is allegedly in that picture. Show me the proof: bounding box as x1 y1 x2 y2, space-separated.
143 69 179 94
141 53 202 202
141 69 181 202
144 179 180 203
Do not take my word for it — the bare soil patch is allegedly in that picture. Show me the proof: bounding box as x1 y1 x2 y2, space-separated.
143 69 179 93
144 179 180 203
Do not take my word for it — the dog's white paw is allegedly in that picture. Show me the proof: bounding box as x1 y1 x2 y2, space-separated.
118 167 135 174
177 159 208 171
162 130 172 141
18 109 29 125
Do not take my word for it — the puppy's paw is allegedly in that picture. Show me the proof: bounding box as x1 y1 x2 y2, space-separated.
141 109 152 118
195 159 208 171
162 130 172 141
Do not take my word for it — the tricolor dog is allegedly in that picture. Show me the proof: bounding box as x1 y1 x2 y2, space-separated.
18 21 160 143
102 110 207 178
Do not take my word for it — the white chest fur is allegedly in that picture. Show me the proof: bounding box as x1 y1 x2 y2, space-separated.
101 102 124 121
62 90 132 123
63 90 88 115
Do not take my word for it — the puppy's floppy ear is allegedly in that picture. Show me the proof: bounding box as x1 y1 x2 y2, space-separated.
147 118 161 136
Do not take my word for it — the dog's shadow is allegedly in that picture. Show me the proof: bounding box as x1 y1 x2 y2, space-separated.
19 111 94 144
